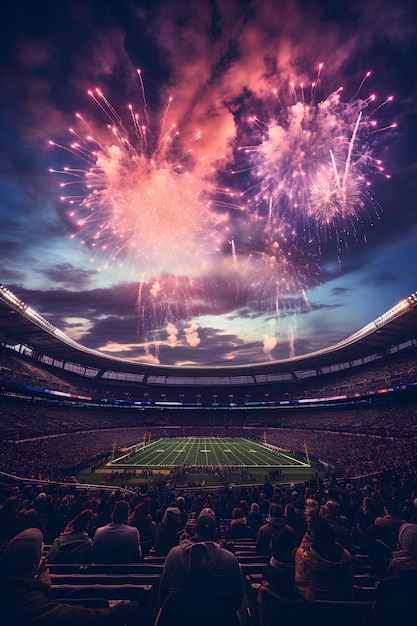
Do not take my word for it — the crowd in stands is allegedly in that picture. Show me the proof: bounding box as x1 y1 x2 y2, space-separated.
2 344 417 405
2 345 417 622
2 469 417 624
1 400 417 446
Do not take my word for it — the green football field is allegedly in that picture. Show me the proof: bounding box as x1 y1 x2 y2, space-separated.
108 437 309 469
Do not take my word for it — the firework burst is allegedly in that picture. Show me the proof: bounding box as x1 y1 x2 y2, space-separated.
49 66 395 360
239 68 395 248
50 74 224 279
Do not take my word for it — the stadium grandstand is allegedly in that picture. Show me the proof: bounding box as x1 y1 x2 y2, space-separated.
1 283 417 483
1 284 417 625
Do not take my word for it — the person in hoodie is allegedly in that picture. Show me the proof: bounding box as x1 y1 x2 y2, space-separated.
256 504 292 555
159 513 243 612
47 509 93 564
258 528 305 626
294 518 353 602
247 502 264 536
225 507 255 540
154 506 182 556
375 522 417 626
0 527 141 626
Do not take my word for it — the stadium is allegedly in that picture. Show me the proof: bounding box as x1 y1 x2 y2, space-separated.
1 285 417 623
3 0 417 622
1 282 417 488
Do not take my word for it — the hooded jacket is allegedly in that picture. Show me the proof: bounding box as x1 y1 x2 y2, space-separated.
0 528 139 626
256 517 292 556
48 531 93 564
294 542 353 602
159 539 243 610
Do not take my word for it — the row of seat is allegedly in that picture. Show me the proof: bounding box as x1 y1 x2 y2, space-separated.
51 580 379 626
47 541 380 626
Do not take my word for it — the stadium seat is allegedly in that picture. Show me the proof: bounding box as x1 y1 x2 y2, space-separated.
352 586 377 602
48 563 164 575
302 600 378 626
257 582 306 626
236 554 269 563
144 554 167 565
155 591 241 626
50 572 160 582
247 581 261 626
239 562 269 577
55 597 112 608
51 584 154 624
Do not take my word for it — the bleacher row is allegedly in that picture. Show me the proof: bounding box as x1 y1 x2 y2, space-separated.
44 538 380 626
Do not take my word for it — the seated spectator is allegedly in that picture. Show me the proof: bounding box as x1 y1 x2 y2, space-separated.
319 500 354 553
159 514 243 613
283 503 306 542
294 518 353 602
225 507 254 540
376 523 417 626
365 501 405 575
93 500 141 563
0 528 140 626
0 497 19 547
258 528 305 626
247 503 264 535
261 527 301 596
410 498 417 524
256 504 292 555
374 501 405 550
175 496 189 529
128 501 156 557
48 509 93 564
154 506 182 556
355 496 380 543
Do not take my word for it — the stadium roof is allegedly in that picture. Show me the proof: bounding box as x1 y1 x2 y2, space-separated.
1 285 417 382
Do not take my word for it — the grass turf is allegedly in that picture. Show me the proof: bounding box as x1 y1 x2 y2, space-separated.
108 437 309 469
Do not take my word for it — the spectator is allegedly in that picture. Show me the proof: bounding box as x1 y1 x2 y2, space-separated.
374 501 405 550
0 497 19 548
225 507 254 540
319 500 353 553
258 528 305 626
355 496 379 541
93 500 141 563
261 527 300 596
128 501 156 558
48 509 93 564
256 504 291 556
294 518 353 602
159 513 243 613
175 496 189 529
376 523 417 626
247 503 264 535
0 528 140 626
283 503 306 542
154 506 182 556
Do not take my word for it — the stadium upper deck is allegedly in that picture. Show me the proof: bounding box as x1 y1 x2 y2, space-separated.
1 284 417 388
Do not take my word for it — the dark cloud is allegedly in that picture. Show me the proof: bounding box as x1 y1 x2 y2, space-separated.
40 264 98 290
331 287 351 296
7 283 138 325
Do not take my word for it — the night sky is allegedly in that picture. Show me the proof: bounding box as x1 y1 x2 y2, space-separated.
1 0 417 368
